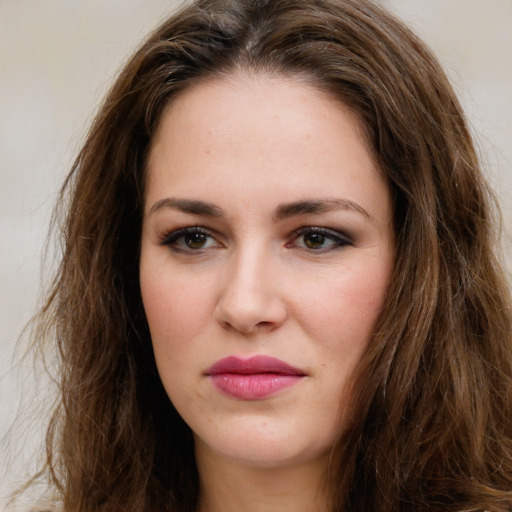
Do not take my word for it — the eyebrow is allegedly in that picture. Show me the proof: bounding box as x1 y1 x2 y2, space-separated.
147 197 371 221
273 198 371 221
148 197 224 217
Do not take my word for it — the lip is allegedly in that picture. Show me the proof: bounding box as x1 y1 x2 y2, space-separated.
206 356 306 400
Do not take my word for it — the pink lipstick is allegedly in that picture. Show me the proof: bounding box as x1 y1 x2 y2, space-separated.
206 356 305 400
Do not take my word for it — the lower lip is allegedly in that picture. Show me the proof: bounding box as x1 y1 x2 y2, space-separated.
210 373 303 400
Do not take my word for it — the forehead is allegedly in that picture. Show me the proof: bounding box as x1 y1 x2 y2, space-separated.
147 74 374 163
144 74 389 222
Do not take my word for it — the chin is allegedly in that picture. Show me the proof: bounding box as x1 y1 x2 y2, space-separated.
194 421 334 469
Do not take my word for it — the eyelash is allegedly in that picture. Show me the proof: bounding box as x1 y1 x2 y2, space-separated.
157 226 217 252
286 227 353 252
157 226 353 253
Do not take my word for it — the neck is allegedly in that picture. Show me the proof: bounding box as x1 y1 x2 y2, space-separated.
195 443 330 512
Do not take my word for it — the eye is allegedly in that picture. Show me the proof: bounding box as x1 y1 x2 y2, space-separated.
287 227 352 252
158 226 221 252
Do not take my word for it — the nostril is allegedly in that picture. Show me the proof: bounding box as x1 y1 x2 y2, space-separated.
255 321 272 328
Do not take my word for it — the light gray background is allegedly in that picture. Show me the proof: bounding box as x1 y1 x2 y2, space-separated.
1 1 511 510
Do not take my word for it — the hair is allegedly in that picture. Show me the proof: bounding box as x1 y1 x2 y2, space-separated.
25 0 512 511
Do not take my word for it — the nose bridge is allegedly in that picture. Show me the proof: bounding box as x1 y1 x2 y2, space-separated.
215 238 286 332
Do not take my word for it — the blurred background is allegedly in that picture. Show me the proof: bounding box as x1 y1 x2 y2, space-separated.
1 0 511 509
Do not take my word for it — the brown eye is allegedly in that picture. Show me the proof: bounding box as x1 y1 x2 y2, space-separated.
185 232 208 249
288 227 352 252
158 227 221 252
303 233 326 249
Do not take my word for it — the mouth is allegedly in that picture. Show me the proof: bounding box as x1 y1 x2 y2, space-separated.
206 355 306 400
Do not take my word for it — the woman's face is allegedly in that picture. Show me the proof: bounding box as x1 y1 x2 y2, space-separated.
140 75 394 469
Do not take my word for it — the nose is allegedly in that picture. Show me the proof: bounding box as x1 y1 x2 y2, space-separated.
214 245 287 334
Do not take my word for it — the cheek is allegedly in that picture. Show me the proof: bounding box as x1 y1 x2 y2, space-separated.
299 263 389 343
140 268 217 405
140 265 216 354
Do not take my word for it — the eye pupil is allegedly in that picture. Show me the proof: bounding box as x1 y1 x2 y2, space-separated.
304 233 325 248
185 233 207 249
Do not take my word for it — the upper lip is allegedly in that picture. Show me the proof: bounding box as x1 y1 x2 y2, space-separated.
206 355 306 376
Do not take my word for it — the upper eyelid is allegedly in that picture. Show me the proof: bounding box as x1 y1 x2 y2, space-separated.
292 226 352 241
293 226 346 235
157 225 214 246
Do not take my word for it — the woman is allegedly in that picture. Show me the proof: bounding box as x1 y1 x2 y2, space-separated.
26 0 512 510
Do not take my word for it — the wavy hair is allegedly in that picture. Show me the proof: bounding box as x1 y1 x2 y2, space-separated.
28 0 512 510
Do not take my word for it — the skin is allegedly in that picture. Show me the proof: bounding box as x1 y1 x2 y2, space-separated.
140 74 394 512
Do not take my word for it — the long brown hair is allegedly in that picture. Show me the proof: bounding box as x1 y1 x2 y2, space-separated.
28 0 512 510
